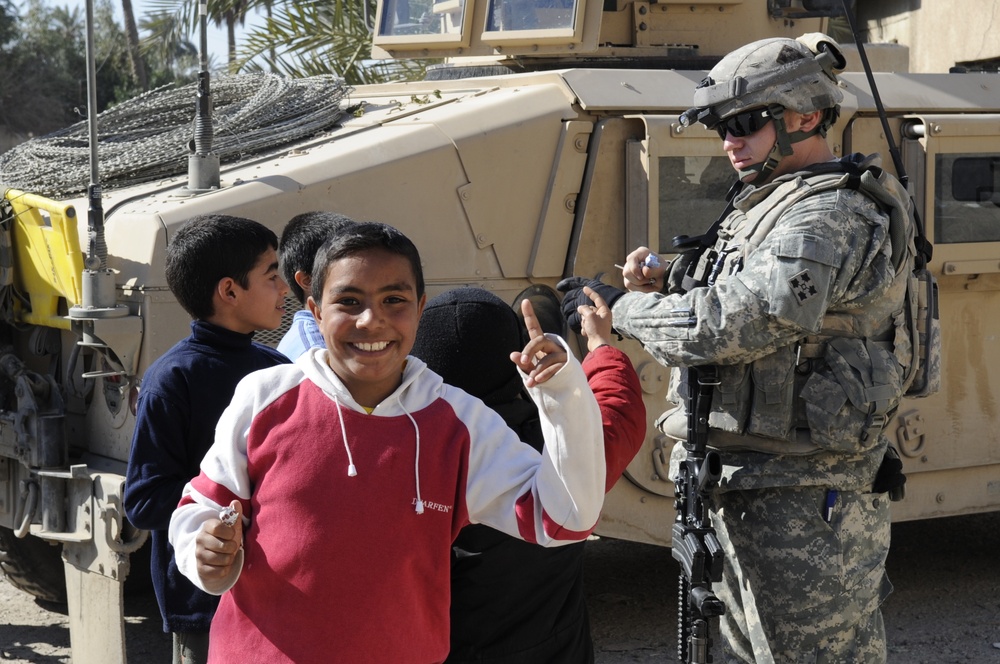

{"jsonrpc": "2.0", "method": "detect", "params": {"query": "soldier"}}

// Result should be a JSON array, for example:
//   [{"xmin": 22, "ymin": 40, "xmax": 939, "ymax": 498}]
[{"xmin": 560, "ymin": 34, "xmax": 915, "ymax": 663}]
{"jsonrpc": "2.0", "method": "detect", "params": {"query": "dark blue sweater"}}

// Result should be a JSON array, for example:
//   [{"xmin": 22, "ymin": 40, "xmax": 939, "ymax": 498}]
[{"xmin": 123, "ymin": 320, "xmax": 288, "ymax": 633}]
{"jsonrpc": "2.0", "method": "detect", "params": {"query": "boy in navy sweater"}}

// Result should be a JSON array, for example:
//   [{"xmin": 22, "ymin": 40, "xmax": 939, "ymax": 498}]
[{"xmin": 124, "ymin": 214, "xmax": 290, "ymax": 664}]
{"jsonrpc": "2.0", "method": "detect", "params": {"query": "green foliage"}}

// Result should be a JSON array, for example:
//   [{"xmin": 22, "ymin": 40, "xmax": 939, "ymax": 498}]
[
  {"xmin": 236, "ymin": 0, "xmax": 430, "ymax": 83},
  {"xmin": 2, "ymin": 0, "xmax": 433, "ymax": 143},
  {"xmin": 141, "ymin": 0, "xmax": 432, "ymax": 83},
  {"xmin": 0, "ymin": 0, "xmax": 18, "ymax": 47},
  {"xmin": 145, "ymin": 0, "xmax": 255, "ymax": 69},
  {"xmin": 138, "ymin": 10, "xmax": 204, "ymax": 83},
  {"xmin": 0, "ymin": 0, "xmax": 131, "ymax": 136}
]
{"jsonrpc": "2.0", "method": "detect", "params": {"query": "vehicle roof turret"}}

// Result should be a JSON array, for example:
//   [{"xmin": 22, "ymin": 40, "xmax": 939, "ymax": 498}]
[{"xmin": 371, "ymin": 0, "xmax": 843, "ymax": 74}]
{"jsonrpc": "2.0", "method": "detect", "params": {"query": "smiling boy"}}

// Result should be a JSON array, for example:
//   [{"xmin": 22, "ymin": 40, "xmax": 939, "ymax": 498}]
[
  {"xmin": 124, "ymin": 215, "xmax": 290, "ymax": 664},
  {"xmin": 168, "ymin": 221, "xmax": 606, "ymax": 664}
]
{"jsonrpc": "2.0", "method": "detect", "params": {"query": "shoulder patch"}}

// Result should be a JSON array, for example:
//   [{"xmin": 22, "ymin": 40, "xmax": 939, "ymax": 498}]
[{"xmin": 787, "ymin": 269, "xmax": 819, "ymax": 305}]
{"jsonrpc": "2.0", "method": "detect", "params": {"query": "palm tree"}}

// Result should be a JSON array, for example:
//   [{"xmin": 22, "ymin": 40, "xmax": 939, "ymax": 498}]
[
  {"xmin": 121, "ymin": 0, "xmax": 149, "ymax": 90},
  {"xmin": 146, "ymin": 0, "xmax": 251, "ymax": 69},
  {"xmin": 141, "ymin": 0, "xmax": 428, "ymax": 82},
  {"xmin": 237, "ymin": 0, "xmax": 429, "ymax": 83},
  {"xmin": 139, "ymin": 10, "xmax": 202, "ymax": 82},
  {"xmin": 214, "ymin": 0, "xmax": 250, "ymax": 67}
]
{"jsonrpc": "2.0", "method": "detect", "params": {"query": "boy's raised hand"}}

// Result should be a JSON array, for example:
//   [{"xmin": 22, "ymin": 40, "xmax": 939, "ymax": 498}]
[
  {"xmin": 578, "ymin": 286, "xmax": 614, "ymax": 353},
  {"xmin": 511, "ymin": 299, "xmax": 567, "ymax": 388},
  {"xmin": 195, "ymin": 500, "xmax": 244, "ymax": 583}
]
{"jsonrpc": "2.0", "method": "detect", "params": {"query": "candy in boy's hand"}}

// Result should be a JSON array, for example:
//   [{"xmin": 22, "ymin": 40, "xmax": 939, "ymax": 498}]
[{"xmin": 219, "ymin": 505, "xmax": 239, "ymax": 527}]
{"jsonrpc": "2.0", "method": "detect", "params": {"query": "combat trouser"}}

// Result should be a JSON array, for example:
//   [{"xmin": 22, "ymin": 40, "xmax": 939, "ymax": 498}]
[{"xmin": 711, "ymin": 485, "xmax": 892, "ymax": 663}]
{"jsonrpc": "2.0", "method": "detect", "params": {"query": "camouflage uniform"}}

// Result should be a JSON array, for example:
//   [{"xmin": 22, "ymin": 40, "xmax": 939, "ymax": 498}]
[{"xmin": 613, "ymin": 152, "xmax": 914, "ymax": 663}]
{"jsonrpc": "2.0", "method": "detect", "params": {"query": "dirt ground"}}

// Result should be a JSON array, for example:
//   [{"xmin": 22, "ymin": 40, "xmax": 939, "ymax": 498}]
[{"xmin": 2, "ymin": 511, "xmax": 1000, "ymax": 663}]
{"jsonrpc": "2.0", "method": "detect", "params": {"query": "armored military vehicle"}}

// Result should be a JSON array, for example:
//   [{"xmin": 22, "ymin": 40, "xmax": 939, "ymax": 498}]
[{"xmin": 1, "ymin": 0, "xmax": 999, "ymax": 660}]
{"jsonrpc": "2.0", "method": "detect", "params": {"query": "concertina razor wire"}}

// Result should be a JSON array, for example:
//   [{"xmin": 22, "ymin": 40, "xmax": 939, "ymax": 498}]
[{"xmin": 0, "ymin": 73, "xmax": 352, "ymax": 199}]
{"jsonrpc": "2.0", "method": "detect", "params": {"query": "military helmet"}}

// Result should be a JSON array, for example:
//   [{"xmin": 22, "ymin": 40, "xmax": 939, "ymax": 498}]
[
  {"xmin": 683, "ymin": 33, "xmax": 847, "ymax": 131},
  {"xmin": 680, "ymin": 33, "xmax": 847, "ymax": 183}
]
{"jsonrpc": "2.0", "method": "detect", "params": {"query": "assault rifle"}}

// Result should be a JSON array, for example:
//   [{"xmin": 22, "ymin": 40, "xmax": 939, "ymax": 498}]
[
  {"xmin": 668, "ymin": 228, "xmax": 733, "ymax": 664},
  {"xmin": 671, "ymin": 362, "xmax": 725, "ymax": 663}
]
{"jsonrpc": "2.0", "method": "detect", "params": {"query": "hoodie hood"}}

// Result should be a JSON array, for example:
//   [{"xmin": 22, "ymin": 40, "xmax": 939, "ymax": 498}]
[
  {"xmin": 295, "ymin": 346, "xmax": 443, "ymax": 513},
  {"xmin": 296, "ymin": 346, "xmax": 442, "ymax": 416}
]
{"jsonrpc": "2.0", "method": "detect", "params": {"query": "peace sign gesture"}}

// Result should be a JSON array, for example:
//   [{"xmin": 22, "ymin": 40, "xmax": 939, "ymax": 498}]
[{"xmin": 509, "ymin": 299, "xmax": 568, "ymax": 388}]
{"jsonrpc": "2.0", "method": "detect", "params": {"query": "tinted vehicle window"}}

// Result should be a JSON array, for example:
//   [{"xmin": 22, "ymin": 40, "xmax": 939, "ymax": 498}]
[
  {"xmin": 658, "ymin": 156, "xmax": 733, "ymax": 254},
  {"xmin": 935, "ymin": 154, "xmax": 1000, "ymax": 244}
]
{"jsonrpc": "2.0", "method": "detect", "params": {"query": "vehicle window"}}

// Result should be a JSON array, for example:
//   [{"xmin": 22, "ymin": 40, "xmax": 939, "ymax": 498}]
[
  {"xmin": 378, "ymin": 0, "xmax": 466, "ymax": 36},
  {"xmin": 486, "ymin": 0, "xmax": 577, "ymax": 31},
  {"xmin": 934, "ymin": 154, "xmax": 1000, "ymax": 244},
  {"xmin": 658, "ymin": 156, "xmax": 734, "ymax": 254}
]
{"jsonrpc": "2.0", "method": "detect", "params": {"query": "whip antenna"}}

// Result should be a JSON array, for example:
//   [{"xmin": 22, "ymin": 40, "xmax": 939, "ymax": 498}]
[
  {"xmin": 840, "ymin": 0, "xmax": 932, "ymax": 265},
  {"xmin": 69, "ymin": 0, "xmax": 128, "ymax": 320},
  {"xmin": 186, "ymin": 1, "xmax": 220, "ymax": 192}
]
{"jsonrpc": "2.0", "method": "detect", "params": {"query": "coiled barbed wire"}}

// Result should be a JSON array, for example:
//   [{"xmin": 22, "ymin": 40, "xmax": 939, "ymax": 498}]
[{"xmin": 0, "ymin": 73, "xmax": 352, "ymax": 199}]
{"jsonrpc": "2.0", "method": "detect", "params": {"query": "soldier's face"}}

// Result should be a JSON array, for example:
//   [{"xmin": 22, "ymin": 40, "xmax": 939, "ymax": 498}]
[
  {"xmin": 722, "ymin": 118, "xmax": 777, "ymax": 184},
  {"xmin": 721, "ymin": 108, "xmax": 826, "ymax": 184}
]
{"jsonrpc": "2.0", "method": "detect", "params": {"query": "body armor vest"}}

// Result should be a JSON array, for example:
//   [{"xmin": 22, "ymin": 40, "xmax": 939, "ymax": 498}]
[{"xmin": 661, "ymin": 156, "xmax": 931, "ymax": 456}]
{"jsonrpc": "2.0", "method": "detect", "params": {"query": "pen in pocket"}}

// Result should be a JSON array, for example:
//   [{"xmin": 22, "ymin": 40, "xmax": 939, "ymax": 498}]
[{"xmin": 824, "ymin": 489, "xmax": 838, "ymax": 523}]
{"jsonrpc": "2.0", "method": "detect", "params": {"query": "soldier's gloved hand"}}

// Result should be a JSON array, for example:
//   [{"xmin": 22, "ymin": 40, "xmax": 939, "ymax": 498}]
[
  {"xmin": 873, "ymin": 445, "xmax": 906, "ymax": 501},
  {"xmin": 556, "ymin": 277, "xmax": 624, "ymax": 333}
]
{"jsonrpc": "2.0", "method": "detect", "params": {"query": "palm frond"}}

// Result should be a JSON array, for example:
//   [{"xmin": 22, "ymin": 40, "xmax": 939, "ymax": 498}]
[{"xmin": 235, "ymin": 0, "xmax": 431, "ymax": 84}]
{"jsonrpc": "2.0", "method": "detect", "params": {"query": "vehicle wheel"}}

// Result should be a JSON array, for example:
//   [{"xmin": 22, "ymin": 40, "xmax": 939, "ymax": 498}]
[
  {"xmin": 0, "ymin": 525, "xmax": 154, "ymax": 606},
  {"xmin": 0, "ymin": 526, "xmax": 66, "ymax": 604}
]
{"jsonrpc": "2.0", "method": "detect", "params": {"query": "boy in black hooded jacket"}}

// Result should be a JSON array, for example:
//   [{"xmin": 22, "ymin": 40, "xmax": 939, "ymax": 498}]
[{"xmin": 411, "ymin": 286, "xmax": 645, "ymax": 663}]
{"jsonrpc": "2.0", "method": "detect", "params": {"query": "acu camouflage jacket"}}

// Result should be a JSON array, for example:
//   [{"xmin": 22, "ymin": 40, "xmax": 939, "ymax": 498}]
[{"xmin": 613, "ymin": 153, "xmax": 917, "ymax": 491}]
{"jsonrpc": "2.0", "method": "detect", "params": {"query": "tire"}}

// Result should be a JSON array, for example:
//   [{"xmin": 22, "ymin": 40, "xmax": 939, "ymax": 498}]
[
  {"xmin": 0, "ymin": 526, "xmax": 66, "ymax": 604},
  {"xmin": 0, "ymin": 526, "xmax": 153, "ymax": 607}
]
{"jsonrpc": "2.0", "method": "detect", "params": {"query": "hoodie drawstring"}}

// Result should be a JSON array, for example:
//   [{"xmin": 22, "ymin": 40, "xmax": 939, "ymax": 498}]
[
  {"xmin": 331, "ymin": 390, "xmax": 423, "ymax": 515},
  {"xmin": 399, "ymin": 395, "xmax": 424, "ymax": 515},
  {"xmin": 333, "ymin": 395, "xmax": 358, "ymax": 477}
]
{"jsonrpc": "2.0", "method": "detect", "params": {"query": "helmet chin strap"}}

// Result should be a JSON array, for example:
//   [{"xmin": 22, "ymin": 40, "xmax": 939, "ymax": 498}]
[
  {"xmin": 736, "ymin": 105, "xmax": 823, "ymax": 184},
  {"xmin": 736, "ymin": 144, "xmax": 782, "ymax": 182}
]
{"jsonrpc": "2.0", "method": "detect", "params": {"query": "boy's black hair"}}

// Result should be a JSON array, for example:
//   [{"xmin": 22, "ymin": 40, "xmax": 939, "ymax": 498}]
[
  {"xmin": 166, "ymin": 214, "xmax": 279, "ymax": 321},
  {"xmin": 310, "ymin": 222, "xmax": 425, "ymax": 303},
  {"xmin": 279, "ymin": 212, "xmax": 358, "ymax": 305}
]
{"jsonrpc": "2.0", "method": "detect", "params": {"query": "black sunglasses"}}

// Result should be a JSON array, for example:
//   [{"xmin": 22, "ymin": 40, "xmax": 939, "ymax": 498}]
[{"xmin": 714, "ymin": 107, "xmax": 773, "ymax": 140}]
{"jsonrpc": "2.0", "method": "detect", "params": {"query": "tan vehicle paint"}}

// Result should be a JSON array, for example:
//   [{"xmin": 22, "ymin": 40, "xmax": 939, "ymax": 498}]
[{"xmin": 1, "ymin": 1, "xmax": 998, "ymax": 660}]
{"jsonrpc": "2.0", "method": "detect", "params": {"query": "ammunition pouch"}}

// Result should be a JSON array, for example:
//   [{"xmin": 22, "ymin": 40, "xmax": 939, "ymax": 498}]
[
  {"xmin": 660, "ymin": 333, "xmax": 902, "ymax": 456},
  {"xmin": 663, "ymin": 250, "xmax": 700, "ymax": 295},
  {"xmin": 800, "ymin": 337, "xmax": 902, "ymax": 454}
]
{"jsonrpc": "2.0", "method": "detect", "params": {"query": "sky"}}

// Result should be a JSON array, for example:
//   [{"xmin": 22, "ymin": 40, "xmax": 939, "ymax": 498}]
[{"xmin": 63, "ymin": 0, "xmax": 261, "ymax": 63}]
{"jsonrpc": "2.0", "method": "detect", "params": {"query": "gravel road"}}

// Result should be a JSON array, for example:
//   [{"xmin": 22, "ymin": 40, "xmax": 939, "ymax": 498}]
[{"xmin": 2, "ymin": 511, "xmax": 1000, "ymax": 663}]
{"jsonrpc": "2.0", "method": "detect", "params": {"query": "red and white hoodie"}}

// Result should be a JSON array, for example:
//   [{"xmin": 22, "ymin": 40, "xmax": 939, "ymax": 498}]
[{"xmin": 169, "ymin": 336, "xmax": 604, "ymax": 664}]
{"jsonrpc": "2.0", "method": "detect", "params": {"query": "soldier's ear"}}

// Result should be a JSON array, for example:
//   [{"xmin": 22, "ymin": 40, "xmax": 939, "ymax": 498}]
[{"xmin": 793, "ymin": 110, "xmax": 824, "ymax": 133}]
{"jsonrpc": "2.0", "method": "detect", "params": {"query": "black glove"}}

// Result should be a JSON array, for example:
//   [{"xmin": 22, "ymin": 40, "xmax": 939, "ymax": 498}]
[
  {"xmin": 873, "ymin": 445, "xmax": 906, "ymax": 501},
  {"xmin": 556, "ymin": 276, "xmax": 625, "ymax": 333}
]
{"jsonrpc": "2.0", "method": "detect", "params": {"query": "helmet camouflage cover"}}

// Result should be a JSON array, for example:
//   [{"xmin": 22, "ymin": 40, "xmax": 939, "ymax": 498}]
[{"xmin": 685, "ymin": 33, "xmax": 847, "ymax": 129}]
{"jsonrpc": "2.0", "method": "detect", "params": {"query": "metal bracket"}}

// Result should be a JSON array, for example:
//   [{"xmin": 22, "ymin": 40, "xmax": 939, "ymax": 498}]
[
  {"xmin": 32, "ymin": 466, "xmax": 147, "ymax": 581},
  {"xmin": 895, "ymin": 408, "xmax": 927, "ymax": 458}
]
